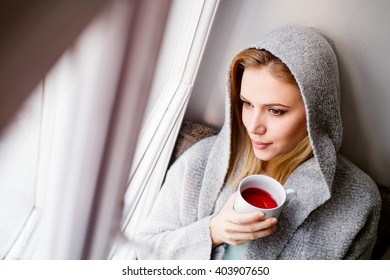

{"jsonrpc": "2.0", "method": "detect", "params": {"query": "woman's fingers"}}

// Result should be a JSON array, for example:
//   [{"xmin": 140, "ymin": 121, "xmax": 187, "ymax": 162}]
[
  {"xmin": 216, "ymin": 216, "xmax": 278, "ymax": 245},
  {"xmin": 227, "ymin": 217, "xmax": 278, "ymax": 233},
  {"xmin": 229, "ymin": 210, "xmax": 265, "ymax": 224},
  {"xmin": 223, "ymin": 224, "xmax": 278, "ymax": 245}
]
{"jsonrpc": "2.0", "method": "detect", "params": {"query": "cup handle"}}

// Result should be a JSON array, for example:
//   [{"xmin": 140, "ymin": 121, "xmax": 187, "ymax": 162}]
[{"xmin": 285, "ymin": 188, "xmax": 296, "ymax": 204}]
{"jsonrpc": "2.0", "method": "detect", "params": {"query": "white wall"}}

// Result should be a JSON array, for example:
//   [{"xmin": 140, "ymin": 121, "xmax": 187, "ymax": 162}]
[{"xmin": 185, "ymin": 0, "xmax": 390, "ymax": 185}]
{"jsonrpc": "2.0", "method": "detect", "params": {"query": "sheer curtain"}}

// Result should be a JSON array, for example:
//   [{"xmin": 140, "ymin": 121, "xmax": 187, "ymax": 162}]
[{"xmin": 0, "ymin": 0, "xmax": 171, "ymax": 259}]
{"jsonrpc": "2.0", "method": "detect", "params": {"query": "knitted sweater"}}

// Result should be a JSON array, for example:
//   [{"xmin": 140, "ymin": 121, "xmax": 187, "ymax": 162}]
[{"xmin": 137, "ymin": 26, "xmax": 381, "ymax": 260}]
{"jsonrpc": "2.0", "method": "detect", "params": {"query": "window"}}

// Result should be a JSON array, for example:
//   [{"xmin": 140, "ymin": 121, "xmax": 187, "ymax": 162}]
[{"xmin": 0, "ymin": 0, "xmax": 219, "ymax": 260}]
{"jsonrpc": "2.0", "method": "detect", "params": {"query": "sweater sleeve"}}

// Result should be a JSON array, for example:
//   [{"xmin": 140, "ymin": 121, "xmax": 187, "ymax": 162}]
[
  {"xmin": 344, "ymin": 189, "xmax": 381, "ymax": 260},
  {"xmin": 136, "ymin": 139, "xmax": 215, "ymax": 260}
]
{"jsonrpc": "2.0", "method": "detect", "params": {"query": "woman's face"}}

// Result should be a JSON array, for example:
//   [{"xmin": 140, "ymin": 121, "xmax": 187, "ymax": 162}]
[{"xmin": 240, "ymin": 67, "xmax": 307, "ymax": 163}]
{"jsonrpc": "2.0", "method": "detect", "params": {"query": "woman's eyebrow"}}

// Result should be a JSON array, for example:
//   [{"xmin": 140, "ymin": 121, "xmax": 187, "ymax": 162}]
[
  {"xmin": 239, "ymin": 95, "xmax": 291, "ymax": 108},
  {"xmin": 239, "ymin": 95, "xmax": 249, "ymax": 101},
  {"xmin": 264, "ymin": 103, "xmax": 291, "ymax": 109}
]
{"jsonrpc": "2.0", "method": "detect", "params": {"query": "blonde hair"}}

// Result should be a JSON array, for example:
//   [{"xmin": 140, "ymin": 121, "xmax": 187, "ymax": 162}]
[{"xmin": 228, "ymin": 48, "xmax": 313, "ymax": 186}]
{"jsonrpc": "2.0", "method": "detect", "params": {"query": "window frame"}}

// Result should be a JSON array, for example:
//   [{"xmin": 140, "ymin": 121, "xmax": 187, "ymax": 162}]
[{"xmin": 109, "ymin": 0, "xmax": 221, "ymax": 260}]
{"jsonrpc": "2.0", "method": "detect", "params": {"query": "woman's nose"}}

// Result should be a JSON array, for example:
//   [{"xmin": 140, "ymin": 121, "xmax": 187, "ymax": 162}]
[{"xmin": 248, "ymin": 112, "xmax": 266, "ymax": 135}]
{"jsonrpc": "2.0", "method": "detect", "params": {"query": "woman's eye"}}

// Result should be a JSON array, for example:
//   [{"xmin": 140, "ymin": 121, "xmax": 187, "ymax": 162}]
[
  {"xmin": 242, "ymin": 101, "xmax": 252, "ymax": 108},
  {"xmin": 269, "ymin": 109, "xmax": 285, "ymax": 115}
]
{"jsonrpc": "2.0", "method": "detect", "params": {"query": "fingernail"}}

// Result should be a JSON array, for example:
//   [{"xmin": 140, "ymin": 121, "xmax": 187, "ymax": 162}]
[
  {"xmin": 271, "ymin": 218, "xmax": 278, "ymax": 224},
  {"xmin": 258, "ymin": 212, "xmax": 265, "ymax": 219}
]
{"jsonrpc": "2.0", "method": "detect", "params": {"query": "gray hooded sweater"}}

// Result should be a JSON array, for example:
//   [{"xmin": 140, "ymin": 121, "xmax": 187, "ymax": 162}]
[{"xmin": 137, "ymin": 26, "xmax": 381, "ymax": 259}]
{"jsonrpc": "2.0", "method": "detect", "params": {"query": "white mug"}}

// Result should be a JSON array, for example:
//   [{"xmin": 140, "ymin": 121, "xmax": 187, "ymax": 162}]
[{"xmin": 234, "ymin": 174, "xmax": 295, "ymax": 219}]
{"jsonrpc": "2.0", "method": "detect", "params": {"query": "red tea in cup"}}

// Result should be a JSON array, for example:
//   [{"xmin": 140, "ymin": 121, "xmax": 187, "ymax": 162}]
[
  {"xmin": 235, "ymin": 175, "xmax": 295, "ymax": 218},
  {"xmin": 241, "ymin": 187, "xmax": 278, "ymax": 209}
]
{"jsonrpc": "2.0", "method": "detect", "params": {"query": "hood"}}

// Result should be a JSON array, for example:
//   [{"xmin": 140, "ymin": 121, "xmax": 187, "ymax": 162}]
[{"xmin": 207, "ymin": 26, "xmax": 342, "ymax": 199}]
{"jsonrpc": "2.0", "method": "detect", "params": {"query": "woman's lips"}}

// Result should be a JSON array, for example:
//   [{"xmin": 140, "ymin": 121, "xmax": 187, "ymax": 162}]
[{"xmin": 252, "ymin": 140, "xmax": 272, "ymax": 150}]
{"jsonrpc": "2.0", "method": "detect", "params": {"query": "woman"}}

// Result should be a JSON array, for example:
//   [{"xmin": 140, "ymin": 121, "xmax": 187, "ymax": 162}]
[{"xmin": 137, "ymin": 26, "xmax": 381, "ymax": 259}]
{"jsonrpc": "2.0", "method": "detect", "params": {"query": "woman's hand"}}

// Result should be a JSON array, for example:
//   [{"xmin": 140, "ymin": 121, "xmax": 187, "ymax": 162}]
[{"xmin": 209, "ymin": 192, "xmax": 278, "ymax": 248}]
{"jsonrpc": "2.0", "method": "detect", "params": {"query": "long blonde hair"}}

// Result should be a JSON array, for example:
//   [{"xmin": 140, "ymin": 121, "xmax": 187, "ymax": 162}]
[{"xmin": 227, "ymin": 48, "xmax": 313, "ymax": 186}]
